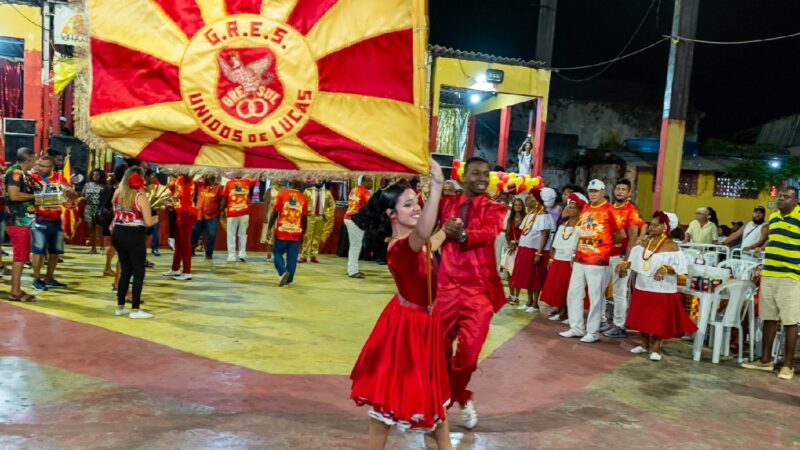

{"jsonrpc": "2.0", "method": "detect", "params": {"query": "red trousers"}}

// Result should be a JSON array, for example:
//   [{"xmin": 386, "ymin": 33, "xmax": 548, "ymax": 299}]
[
  {"xmin": 171, "ymin": 214, "xmax": 196, "ymax": 273},
  {"xmin": 436, "ymin": 289, "xmax": 494, "ymax": 406}
]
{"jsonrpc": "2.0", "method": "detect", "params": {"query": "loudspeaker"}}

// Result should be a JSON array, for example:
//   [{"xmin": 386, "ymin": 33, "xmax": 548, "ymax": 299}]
[{"xmin": 3, "ymin": 134, "xmax": 35, "ymax": 164}]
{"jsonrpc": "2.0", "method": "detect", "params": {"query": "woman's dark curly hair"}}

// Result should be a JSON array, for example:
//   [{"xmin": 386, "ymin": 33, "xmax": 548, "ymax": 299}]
[{"xmin": 351, "ymin": 183, "xmax": 409, "ymax": 237}]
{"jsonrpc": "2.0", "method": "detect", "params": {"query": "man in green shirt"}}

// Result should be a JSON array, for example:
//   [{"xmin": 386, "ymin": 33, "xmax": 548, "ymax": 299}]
[{"xmin": 4, "ymin": 148, "xmax": 37, "ymax": 302}]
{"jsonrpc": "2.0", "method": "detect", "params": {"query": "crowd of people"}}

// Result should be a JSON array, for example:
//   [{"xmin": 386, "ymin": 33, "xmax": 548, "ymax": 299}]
[{"xmin": 2, "ymin": 148, "xmax": 798, "ymax": 448}]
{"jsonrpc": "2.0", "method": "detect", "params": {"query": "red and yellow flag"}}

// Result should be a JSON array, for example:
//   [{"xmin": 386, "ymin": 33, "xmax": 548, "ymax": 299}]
[{"xmin": 87, "ymin": 0, "xmax": 430, "ymax": 174}]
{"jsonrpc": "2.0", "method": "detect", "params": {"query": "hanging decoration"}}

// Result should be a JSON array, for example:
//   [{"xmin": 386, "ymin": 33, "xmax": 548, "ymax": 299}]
[
  {"xmin": 84, "ymin": 0, "xmax": 430, "ymax": 176},
  {"xmin": 451, "ymin": 159, "xmax": 543, "ymax": 199}
]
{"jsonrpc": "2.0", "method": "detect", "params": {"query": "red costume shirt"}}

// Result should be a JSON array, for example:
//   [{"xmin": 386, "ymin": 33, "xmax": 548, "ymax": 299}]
[
  {"xmin": 273, "ymin": 189, "xmax": 308, "ymax": 241},
  {"xmin": 344, "ymin": 185, "xmax": 371, "ymax": 220},
  {"xmin": 437, "ymin": 194, "xmax": 508, "ymax": 312},
  {"xmin": 169, "ymin": 176, "xmax": 197, "ymax": 215},
  {"xmin": 196, "ymin": 183, "xmax": 224, "ymax": 219},
  {"xmin": 223, "ymin": 179, "xmax": 255, "ymax": 217},
  {"xmin": 610, "ymin": 201, "xmax": 645, "ymax": 257},
  {"xmin": 30, "ymin": 172, "xmax": 69, "ymax": 221},
  {"xmin": 575, "ymin": 201, "xmax": 624, "ymax": 266}
]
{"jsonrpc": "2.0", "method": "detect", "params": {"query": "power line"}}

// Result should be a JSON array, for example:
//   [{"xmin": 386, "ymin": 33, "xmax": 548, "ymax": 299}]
[
  {"xmin": 552, "ymin": 37, "xmax": 669, "ymax": 72},
  {"xmin": 665, "ymin": 31, "xmax": 800, "ymax": 45},
  {"xmin": 0, "ymin": 0, "xmax": 49, "ymax": 32},
  {"xmin": 556, "ymin": 0, "xmax": 659, "ymax": 82}
]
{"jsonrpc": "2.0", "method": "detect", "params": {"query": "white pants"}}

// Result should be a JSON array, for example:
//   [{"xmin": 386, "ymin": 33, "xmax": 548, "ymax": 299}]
[
  {"xmin": 345, "ymin": 219, "xmax": 364, "ymax": 276},
  {"xmin": 495, "ymin": 234, "xmax": 507, "ymax": 273},
  {"xmin": 609, "ymin": 255, "xmax": 631, "ymax": 327},
  {"xmin": 566, "ymin": 262, "xmax": 611, "ymax": 338},
  {"xmin": 227, "ymin": 215, "xmax": 249, "ymax": 257}
]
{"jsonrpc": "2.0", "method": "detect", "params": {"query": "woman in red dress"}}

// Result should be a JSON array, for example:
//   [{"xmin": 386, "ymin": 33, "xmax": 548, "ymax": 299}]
[
  {"xmin": 510, "ymin": 189, "xmax": 555, "ymax": 313},
  {"xmin": 541, "ymin": 193, "xmax": 587, "ymax": 321},
  {"xmin": 350, "ymin": 160, "xmax": 452, "ymax": 450},
  {"xmin": 616, "ymin": 211, "xmax": 697, "ymax": 361},
  {"xmin": 503, "ymin": 197, "xmax": 526, "ymax": 304}
]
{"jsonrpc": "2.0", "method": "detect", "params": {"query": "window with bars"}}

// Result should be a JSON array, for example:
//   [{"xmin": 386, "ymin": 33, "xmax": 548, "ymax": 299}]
[
  {"xmin": 714, "ymin": 174, "xmax": 759, "ymax": 199},
  {"xmin": 653, "ymin": 171, "xmax": 699, "ymax": 195}
]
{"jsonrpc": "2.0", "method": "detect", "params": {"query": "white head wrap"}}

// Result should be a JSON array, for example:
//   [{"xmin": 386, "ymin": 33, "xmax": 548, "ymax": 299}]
[
  {"xmin": 666, "ymin": 212, "xmax": 679, "ymax": 233},
  {"xmin": 540, "ymin": 187, "xmax": 557, "ymax": 208}
]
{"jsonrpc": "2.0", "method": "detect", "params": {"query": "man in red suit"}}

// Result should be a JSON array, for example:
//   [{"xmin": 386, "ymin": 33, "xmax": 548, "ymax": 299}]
[{"xmin": 436, "ymin": 157, "xmax": 508, "ymax": 429}]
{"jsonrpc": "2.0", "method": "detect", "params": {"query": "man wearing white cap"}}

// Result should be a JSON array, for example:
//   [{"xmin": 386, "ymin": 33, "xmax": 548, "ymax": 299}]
[
  {"xmin": 684, "ymin": 207, "xmax": 717, "ymax": 244},
  {"xmin": 560, "ymin": 179, "xmax": 626, "ymax": 343}
]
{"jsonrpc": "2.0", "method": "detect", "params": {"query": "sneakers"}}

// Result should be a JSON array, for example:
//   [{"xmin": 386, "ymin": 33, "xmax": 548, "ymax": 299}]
[
  {"xmin": 580, "ymin": 334, "xmax": 600, "ymax": 343},
  {"xmin": 460, "ymin": 400, "xmax": 479, "ymax": 430},
  {"xmin": 151, "ymin": 249, "xmax": 161, "ymax": 256},
  {"xmin": 598, "ymin": 322, "xmax": 612, "ymax": 333},
  {"xmin": 114, "ymin": 307, "xmax": 131, "ymax": 316},
  {"xmin": 129, "ymin": 311, "xmax": 154, "ymax": 319},
  {"xmin": 45, "ymin": 279, "xmax": 67, "ymax": 289},
  {"xmin": 778, "ymin": 367, "xmax": 794, "ymax": 380},
  {"xmin": 603, "ymin": 326, "xmax": 627, "ymax": 338},
  {"xmin": 278, "ymin": 272, "xmax": 290, "ymax": 287},
  {"xmin": 227, "ymin": 254, "xmax": 237, "ymax": 262},
  {"xmin": 741, "ymin": 360, "xmax": 775, "ymax": 372},
  {"xmin": 298, "ymin": 257, "xmax": 308, "ymax": 264},
  {"xmin": 310, "ymin": 257, "xmax": 319, "ymax": 263},
  {"xmin": 32, "ymin": 279, "xmax": 48, "ymax": 291},
  {"xmin": 525, "ymin": 306, "xmax": 539, "ymax": 313},
  {"xmin": 630, "ymin": 346, "xmax": 649, "ymax": 354},
  {"xmin": 559, "ymin": 330, "xmax": 584, "ymax": 338},
  {"xmin": 516, "ymin": 304, "xmax": 528, "ymax": 310},
  {"xmin": 561, "ymin": 318, "xmax": 571, "ymax": 324},
  {"xmin": 548, "ymin": 314, "xmax": 562, "ymax": 321},
  {"xmin": 162, "ymin": 270, "xmax": 181, "ymax": 277},
  {"xmin": 649, "ymin": 352, "xmax": 663, "ymax": 361},
  {"xmin": 173, "ymin": 273, "xmax": 192, "ymax": 281}
]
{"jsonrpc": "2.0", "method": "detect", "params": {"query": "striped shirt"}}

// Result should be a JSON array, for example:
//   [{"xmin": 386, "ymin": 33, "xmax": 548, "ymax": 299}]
[{"xmin": 762, "ymin": 205, "xmax": 800, "ymax": 281}]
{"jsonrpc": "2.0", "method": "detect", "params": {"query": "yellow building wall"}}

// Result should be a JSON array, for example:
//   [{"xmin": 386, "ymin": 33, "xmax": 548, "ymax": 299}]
[
  {"xmin": 637, "ymin": 170, "xmax": 774, "ymax": 226},
  {"xmin": 0, "ymin": 4, "xmax": 42, "ymax": 51},
  {"xmin": 431, "ymin": 57, "xmax": 551, "ymax": 116}
]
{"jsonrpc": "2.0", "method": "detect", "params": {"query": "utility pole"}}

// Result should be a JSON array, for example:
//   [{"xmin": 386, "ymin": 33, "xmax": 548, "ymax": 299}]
[
  {"xmin": 533, "ymin": 0, "xmax": 557, "ymax": 176},
  {"xmin": 653, "ymin": 0, "xmax": 700, "ymax": 212}
]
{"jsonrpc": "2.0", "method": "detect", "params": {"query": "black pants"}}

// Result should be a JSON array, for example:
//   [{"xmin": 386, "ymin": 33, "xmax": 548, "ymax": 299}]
[
  {"xmin": 112, "ymin": 225, "xmax": 147, "ymax": 309},
  {"xmin": 168, "ymin": 209, "xmax": 177, "ymax": 239}
]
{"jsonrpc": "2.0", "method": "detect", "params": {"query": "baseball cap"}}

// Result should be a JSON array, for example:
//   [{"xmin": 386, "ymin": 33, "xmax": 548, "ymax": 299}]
[
  {"xmin": 696, "ymin": 207, "xmax": 710, "ymax": 216},
  {"xmin": 754, "ymin": 206, "xmax": 766, "ymax": 213},
  {"xmin": 587, "ymin": 179, "xmax": 605, "ymax": 191}
]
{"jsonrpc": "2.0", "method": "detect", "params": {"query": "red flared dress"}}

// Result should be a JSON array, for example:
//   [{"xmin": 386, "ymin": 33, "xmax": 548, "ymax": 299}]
[
  {"xmin": 509, "ymin": 211, "xmax": 554, "ymax": 291},
  {"xmin": 350, "ymin": 237, "xmax": 450, "ymax": 432}
]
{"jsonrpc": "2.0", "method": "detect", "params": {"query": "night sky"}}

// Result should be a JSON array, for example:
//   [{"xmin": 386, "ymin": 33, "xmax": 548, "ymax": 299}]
[{"xmin": 429, "ymin": 0, "xmax": 800, "ymax": 140}]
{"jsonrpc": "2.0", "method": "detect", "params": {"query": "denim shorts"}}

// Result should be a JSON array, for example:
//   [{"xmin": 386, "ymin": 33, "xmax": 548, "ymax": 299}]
[{"xmin": 31, "ymin": 219, "xmax": 65, "ymax": 255}]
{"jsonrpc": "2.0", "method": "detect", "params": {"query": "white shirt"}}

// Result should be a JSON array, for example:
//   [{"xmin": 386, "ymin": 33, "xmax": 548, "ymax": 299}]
[
  {"xmin": 741, "ymin": 221, "xmax": 765, "ymax": 249},
  {"xmin": 518, "ymin": 152, "xmax": 532, "ymax": 176},
  {"xmin": 518, "ymin": 211, "xmax": 555, "ymax": 250},
  {"xmin": 628, "ymin": 246, "xmax": 688, "ymax": 294},
  {"xmin": 552, "ymin": 224, "xmax": 580, "ymax": 261}
]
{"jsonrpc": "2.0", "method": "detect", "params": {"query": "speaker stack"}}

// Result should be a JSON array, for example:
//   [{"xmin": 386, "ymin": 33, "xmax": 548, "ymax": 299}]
[{"xmin": 3, "ymin": 118, "xmax": 36, "ymax": 163}]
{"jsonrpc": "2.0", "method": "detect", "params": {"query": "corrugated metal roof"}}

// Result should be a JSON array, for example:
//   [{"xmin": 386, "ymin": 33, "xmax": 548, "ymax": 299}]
[
  {"xmin": 757, "ymin": 114, "xmax": 800, "ymax": 147},
  {"xmin": 616, "ymin": 152, "xmax": 747, "ymax": 172},
  {"xmin": 429, "ymin": 45, "xmax": 545, "ymax": 68}
]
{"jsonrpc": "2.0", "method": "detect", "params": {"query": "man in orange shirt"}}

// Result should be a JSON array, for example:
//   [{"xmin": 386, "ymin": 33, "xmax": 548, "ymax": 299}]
[
  {"xmin": 29, "ymin": 155, "xmax": 78, "ymax": 291},
  {"xmin": 221, "ymin": 174, "xmax": 256, "ymax": 262},
  {"xmin": 192, "ymin": 174, "xmax": 224, "ymax": 260},
  {"xmin": 560, "ymin": 179, "xmax": 626, "ymax": 343},
  {"xmin": 344, "ymin": 177, "xmax": 373, "ymax": 278},
  {"xmin": 604, "ymin": 178, "xmax": 647, "ymax": 338},
  {"xmin": 267, "ymin": 180, "xmax": 308, "ymax": 287},
  {"xmin": 163, "ymin": 173, "xmax": 197, "ymax": 281}
]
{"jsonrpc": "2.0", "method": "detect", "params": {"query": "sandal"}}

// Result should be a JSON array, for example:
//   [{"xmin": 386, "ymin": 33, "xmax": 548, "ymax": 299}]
[{"xmin": 9, "ymin": 291, "xmax": 37, "ymax": 302}]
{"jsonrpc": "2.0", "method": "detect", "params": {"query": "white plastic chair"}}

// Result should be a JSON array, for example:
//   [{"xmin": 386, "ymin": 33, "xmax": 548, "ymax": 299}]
[
  {"xmin": 717, "ymin": 259, "xmax": 759, "ymax": 281},
  {"xmin": 707, "ymin": 280, "xmax": 757, "ymax": 364},
  {"xmin": 771, "ymin": 324, "xmax": 800, "ymax": 364},
  {"xmin": 679, "ymin": 243, "xmax": 730, "ymax": 267}
]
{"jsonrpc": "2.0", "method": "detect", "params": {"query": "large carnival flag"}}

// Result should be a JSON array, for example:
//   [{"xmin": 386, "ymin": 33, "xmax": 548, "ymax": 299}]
[{"xmin": 87, "ymin": 0, "xmax": 429, "ymax": 174}]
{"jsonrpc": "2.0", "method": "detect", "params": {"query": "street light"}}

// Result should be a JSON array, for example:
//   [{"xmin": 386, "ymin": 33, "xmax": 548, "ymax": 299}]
[{"xmin": 470, "ymin": 94, "xmax": 481, "ymax": 104}]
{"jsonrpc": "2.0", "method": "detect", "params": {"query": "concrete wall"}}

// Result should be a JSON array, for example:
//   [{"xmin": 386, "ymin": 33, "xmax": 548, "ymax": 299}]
[
  {"xmin": 547, "ymin": 98, "xmax": 700, "ymax": 150},
  {"xmin": 0, "ymin": 3, "xmax": 44, "ymax": 152}
]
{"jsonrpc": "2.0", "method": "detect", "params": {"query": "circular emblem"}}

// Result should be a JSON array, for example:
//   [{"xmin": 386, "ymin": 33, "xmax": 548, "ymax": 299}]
[{"xmin": 180, "ymin": 15, "xmax": 318, "ymax": 146}]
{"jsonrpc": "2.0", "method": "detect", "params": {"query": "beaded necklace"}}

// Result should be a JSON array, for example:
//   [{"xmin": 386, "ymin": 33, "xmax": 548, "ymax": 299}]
[
  {"xmin": 561, "ymin": 217, "xmax": 580, "ymax": 240},
  {"xmin": 522, "ymin": 207, "xmax": 544, "ymax": 235},
  {"xmin": 641, "ymin": 234, "xmax": 668, "ymax": 271}
]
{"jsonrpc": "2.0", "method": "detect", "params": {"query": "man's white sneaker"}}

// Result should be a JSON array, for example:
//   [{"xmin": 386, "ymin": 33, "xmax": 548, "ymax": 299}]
[
  {"xmin": 461, "ymin": 400, "xmax": 478, "ymax": 430},
  {"xmin": 548, "ymin": 314, "xmax": 562, "ymax": 321},
  {"xmin": 114, "ymin": 308, "xmax": 130, "ymax": 316},
  {"xmin": 227, "ymin": 254, "xmax": 236, "ymax": 262},
  {"xmin": 525, "ymin": 306, "xmax": 539, "ymax": 313},
  {"xmin": 173, "ymin": 273, "xmax": 192, "ymax": 281},
  {"xmin": 162, "ymin": 270, "xmax": 181, "ymax": 276},
  {"xmin": 559, "ymin": 330, "xmax": 584, "ymax": 338},
  {"xmin": 129, "ymin": 311, "xmax": 153, "ymax": 319},
  {"xmin": 580, "ymin": 334, "xmax": 599, "ymax": 343},
  {"xmin": 561, "ymin": 318, "xmax": 570, "ymax": 324},
  {"xmin": 238, "ymin": 254, "xmax": 247, "ymax": 262},
  {"xmin": 516, "ymin": 304, "xmax": 528, "ymax": 310},
  {"xmin": 630, "ymin": 346, "xmax": 649, "ymax": 354},
  {"xmin": 649, "ymin": 352, "xmax": 663, "ymax": 361}
]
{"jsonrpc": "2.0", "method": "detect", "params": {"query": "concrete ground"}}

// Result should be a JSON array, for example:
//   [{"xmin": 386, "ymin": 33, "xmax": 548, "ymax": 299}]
[{"xmin": 0, "ymin": 248, "xmax": 798, "ymax": 449}]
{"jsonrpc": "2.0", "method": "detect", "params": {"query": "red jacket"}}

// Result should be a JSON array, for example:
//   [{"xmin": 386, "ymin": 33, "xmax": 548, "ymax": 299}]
[{"xmin": 437, "ymin": 193, "xmax": 508, "ymax": 312}]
